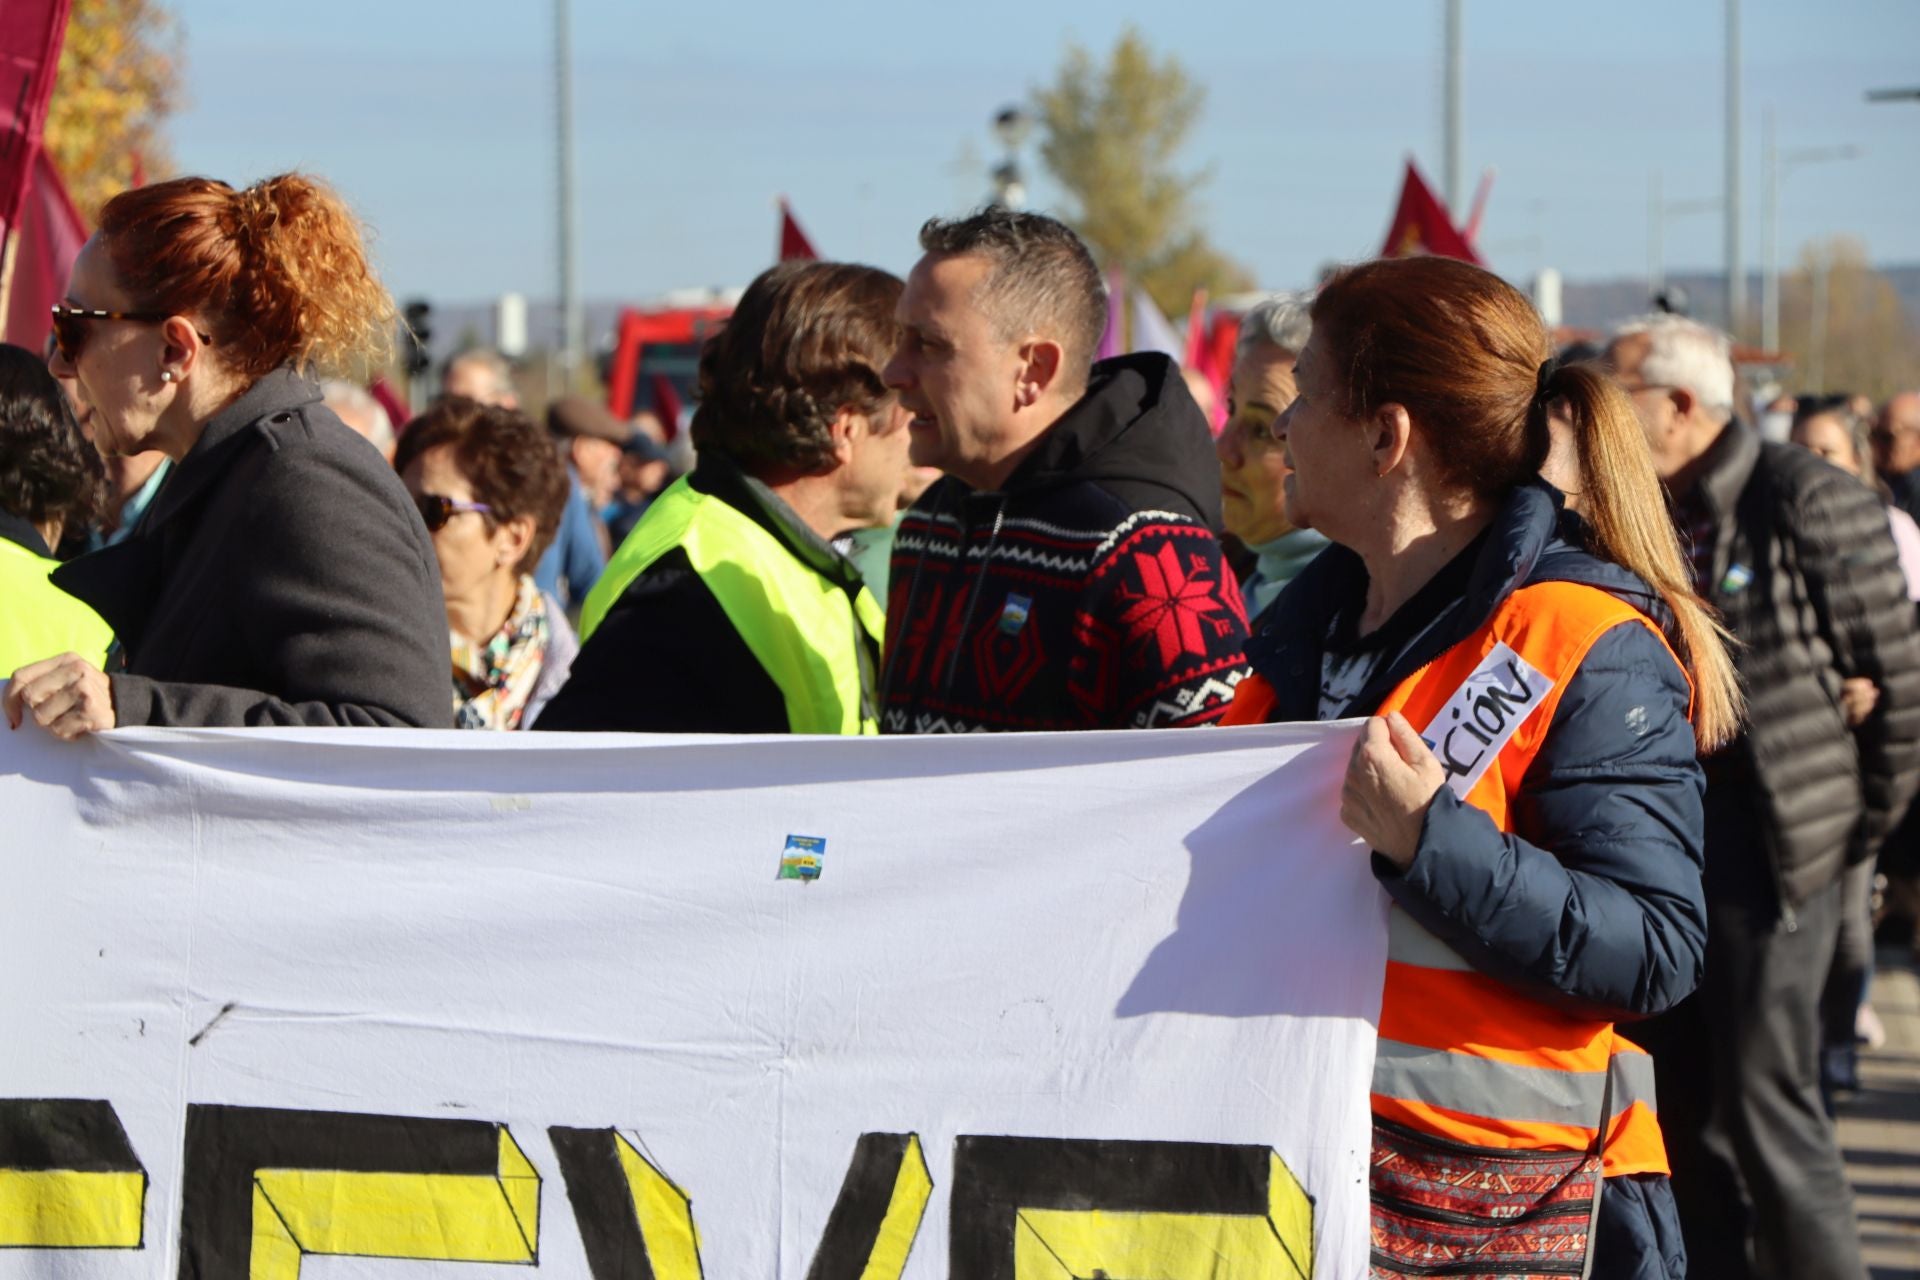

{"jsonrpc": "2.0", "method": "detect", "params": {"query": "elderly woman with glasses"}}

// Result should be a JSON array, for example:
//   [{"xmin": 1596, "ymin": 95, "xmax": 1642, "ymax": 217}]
[
  {"xmin": 3, "ymin": 172, "xmax": 446, "ymax": 737},
  {"xmin": 393, "ymin": 398, "xmax": 577, "ymax": 730},
  {"xmin": 1215, "ymin": 293, "xmax": 1327, "ymax": 626}
]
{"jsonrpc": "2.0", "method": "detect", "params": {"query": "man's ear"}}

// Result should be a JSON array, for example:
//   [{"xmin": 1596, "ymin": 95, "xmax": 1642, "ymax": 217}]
[
  {"xmin": 1370, "ymin": 401, "xmax": 1414, "ymax": 477},
  {"xmin": 1668, "ymin": 386, "xmax": 1698, "ymax": 423},
  {"xmin": 1014, "ymin": 338, "xmax": 1065, "ymax": 409},
  {"xmin": 827, "ymin": 406, "xmax": 861, "ymax": 467}
]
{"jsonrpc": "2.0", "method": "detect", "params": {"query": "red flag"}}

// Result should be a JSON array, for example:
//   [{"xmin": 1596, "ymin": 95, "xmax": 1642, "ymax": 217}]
[
  {"xmin": 368, "ymin": 376, "xmax": 413, "ymax": 436},
  {"xmin": 1183, "ymin": 289, "xmax": 1209, "ymax": 368},
  {"xmin": 649, "ymin": 373, "xmax": 683, "ymax": 442},
  {"xmin": 777, "ymin": 197, "xmax": 818, "ymax": 262},
  {"xmin": 3, "ymin": 149, "xmax": 85, "ymax": 350},
  {"xmin": 0, "ymin": 0, "xmax": 69, "ymax": 237},
  {"xmin": 129, "ymin": 150, "xmax": 146, "ymax": 189},
  {"xmin": 1380, "ymin": 160, "xmax": 1482, "ymax": 265}
]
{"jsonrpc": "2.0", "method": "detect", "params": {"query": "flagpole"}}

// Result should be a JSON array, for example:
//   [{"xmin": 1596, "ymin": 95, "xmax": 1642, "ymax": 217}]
[{"xmin": 1724, "ymin": 0, "xmax": 1744, "ymax": 334}]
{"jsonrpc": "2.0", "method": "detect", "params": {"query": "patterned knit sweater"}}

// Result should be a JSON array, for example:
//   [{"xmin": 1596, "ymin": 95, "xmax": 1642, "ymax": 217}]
[{"xmin": 879, "ymin": 353, "xmax": 1251, "ymax": 733}]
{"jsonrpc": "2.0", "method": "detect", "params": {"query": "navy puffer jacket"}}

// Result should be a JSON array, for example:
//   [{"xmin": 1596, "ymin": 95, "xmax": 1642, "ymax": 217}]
[{"xmin": 1246, "ymin": 481, "xmax": 1708, "ymax": 1021}]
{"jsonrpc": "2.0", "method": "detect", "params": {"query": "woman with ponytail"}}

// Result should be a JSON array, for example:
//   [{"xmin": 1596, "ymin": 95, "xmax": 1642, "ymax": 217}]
[
  {"xmin": 1223, "ymin": 255, "xmax": 1739, "ymax": 1279},
  {"xmin": 4, "ymin": 173, "xmax": 447, "ymax": 734}
]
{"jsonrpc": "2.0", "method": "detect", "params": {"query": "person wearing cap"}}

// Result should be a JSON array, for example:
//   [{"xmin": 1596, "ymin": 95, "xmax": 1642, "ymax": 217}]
[
  {"xmin": 602, "ymin": 413, "xmax": 673, "ymax": 547},
  {"xmin": 535, "ymin": 393, "xmax": 629, "ymax": 608},
  {"xmin": 534, "ymin": 261, "xmax": 907, "ymax": 735}
]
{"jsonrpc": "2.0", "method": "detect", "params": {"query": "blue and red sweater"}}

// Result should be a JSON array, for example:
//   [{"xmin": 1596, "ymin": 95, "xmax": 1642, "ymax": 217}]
[{"xmin": 879, "ymin": 353, "xmax": 1251, "ymax": 733}]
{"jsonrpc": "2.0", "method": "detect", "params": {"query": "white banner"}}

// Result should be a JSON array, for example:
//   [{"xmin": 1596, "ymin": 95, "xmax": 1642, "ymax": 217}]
[{"xmin": 0, "ymin": 720, "xmax": 1384, "ymax": 1279}]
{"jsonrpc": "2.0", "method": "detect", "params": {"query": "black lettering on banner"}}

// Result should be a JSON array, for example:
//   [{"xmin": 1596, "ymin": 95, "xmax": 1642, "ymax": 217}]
[
  {"xmin": 549, "ymin": 1127, "xmax": 930, "ymax": 1280},
  {"xmin": 948, "ymin": 1136, "xmax": 1313, "ymax": 1279},
  {"xmin": 0, "ymin": 1099, "xmax": 146, "ymax": 1249},
  {"xmin": 805, "ymin": 1133, "xmax": 931, "ymax": 1280},
  {"xmin": 547, "ymin": 1127, "xmax": 698, "ymax": 1280},
  {"xmin": 178, "ymin": 1104, "xmax": 539, "ymax": 1280}
]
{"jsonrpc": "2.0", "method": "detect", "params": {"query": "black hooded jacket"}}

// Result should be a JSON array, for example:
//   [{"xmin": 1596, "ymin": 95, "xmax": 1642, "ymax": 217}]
[{"xmin": 880, "ymin": 352, "xmax": 1250, "ymax": 733}]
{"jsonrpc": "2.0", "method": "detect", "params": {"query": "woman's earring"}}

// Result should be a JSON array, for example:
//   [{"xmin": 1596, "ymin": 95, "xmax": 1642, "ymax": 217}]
[{"xmin": 160, "ymin": 370, "xmax": 175, "ymax": 383}]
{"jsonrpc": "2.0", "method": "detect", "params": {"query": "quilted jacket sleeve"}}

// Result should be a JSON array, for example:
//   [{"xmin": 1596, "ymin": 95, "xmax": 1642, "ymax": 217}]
[
  {"xmin": 1376, "ymin": 620, "xmax": 1709, "ymax": 1020},
  {"xmin": 1789, "ymin": 468, "xmax": 1920, "ymax": 856}
]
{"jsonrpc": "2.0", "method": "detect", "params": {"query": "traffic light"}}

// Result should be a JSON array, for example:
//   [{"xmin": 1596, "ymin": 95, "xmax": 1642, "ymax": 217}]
[{"xmin": 401, "ymin": 299, "xmax": 433, "ymax": 376}]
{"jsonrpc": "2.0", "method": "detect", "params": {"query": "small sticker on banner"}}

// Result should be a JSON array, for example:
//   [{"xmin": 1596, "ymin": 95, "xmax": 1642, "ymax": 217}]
[
  {"xmin": 998, "ymin": 593, "xmax": 1033, "ymax": 635},
  {"xmin": 778, "ymin": 834, "xmax": 826, "ymax": 882}
]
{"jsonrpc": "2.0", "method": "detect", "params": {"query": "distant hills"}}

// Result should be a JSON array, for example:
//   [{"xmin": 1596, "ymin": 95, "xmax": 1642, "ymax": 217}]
[
  {"xmin": 419, "ymin": 264, "xmax": 1920, "ymax": 368},
  {"xmin": 1556, "ymin": 264, "xmax": 1920, "ymax": 337}
]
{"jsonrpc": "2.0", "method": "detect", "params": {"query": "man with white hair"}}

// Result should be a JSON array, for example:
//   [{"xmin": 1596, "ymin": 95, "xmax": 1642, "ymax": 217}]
[{"xmin": 1608, "ymin": 314, "xmax": 1920, "ymax": 1280}]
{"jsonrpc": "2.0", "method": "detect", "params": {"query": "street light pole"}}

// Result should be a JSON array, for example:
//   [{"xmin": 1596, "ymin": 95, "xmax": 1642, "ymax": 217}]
[
  {"xmin": 1646, "ymin": 170, "xmax": 1721, "ymax": 307},
  {"xmin": 1443, "ymin": 0, "xmax": 1464, "ymax": 213},
  {"xmin": 1724, "ymin": 0, "xmax": 1744, "ymax": 334},
  {"xmin": 1760, "ymin": 120, "xmax": 1859, "ymax": 358},
  {"xmin": 555, "ymin": 0, "xmax": 582, "ymax": 385}
]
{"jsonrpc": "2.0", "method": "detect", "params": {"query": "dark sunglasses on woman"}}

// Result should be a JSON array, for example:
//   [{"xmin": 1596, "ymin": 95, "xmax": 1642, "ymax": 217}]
[
  {"xmin": 413, "ymin": 493, "xmax": 492, "ymax": 531},
  {"xmin": 50, "ymin": 303, "xmax": 213, "ymax": 364}
]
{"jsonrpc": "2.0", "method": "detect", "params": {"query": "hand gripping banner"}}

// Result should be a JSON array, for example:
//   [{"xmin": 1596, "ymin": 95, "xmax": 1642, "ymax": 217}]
[{"xmin": 0, "ymin": 720, "xmax": 1384, "ymax": 1277}]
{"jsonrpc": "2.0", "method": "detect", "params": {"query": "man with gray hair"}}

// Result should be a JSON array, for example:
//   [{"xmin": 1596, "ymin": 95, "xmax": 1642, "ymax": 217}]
[
  {"xmin": 1609, "ymin": 314, "xmax": 1920, "ymax": 1279},
  {"xmin": 441, "ymin": 347, "xmax": 519, "ymax": 410},
  {"xmin": 878, "ymin": 207, "xmax": 1249, "ymax": 732}
]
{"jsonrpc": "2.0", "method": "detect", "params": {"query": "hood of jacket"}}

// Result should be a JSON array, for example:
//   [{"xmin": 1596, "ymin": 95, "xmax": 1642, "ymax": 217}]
[{"xmin": 996, "ymin": 351, "xmax": 1223, "ymax": 527}]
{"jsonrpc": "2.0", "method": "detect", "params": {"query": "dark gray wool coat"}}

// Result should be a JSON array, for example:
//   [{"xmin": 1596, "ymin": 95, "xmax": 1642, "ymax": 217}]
[
  {"xmin": 1688, "ymin": 423, "xmax": 1920, "ymax": 907},
  {"xmin": 53, "ymin": 368, "xmax": 449, "ymax": 728}
]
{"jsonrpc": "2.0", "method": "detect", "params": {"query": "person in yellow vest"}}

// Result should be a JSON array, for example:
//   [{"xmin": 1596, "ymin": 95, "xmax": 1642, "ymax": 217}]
[
  {"xmin": 534, "ymin": 261, "xmax": 909, "ymax": 734},
  {"xmin": 0, "ymin": 343, "xmax": 113, "ymax": 677},
  {"xmin": 1223, "ymin": 257, "xmax": 1742, "ymax": 1280}
]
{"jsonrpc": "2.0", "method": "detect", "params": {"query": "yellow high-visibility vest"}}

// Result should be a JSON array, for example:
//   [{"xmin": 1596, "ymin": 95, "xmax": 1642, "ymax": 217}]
[{"xmin": 579, "ymin": 476, "xmax": 884, "ymax": 735}]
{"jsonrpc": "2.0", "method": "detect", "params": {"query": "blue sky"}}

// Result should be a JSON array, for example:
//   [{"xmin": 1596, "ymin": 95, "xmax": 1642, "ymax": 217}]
[{"xmin": 166, "ymin": 0, "xmax": 1920, "ymax": 314}]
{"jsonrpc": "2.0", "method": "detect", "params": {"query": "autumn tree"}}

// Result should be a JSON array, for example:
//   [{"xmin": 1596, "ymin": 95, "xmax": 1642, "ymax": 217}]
[
  {"xmin": 44, "ymin": 0, "xmax": 181, "ymax": 224},
  {"xmin": 1033, "ymin": 27, "xmax": 1251, "ymax": 319},
  {"xmin": 1777, "ymin": 237, "xmax": 1920, "ymax": 401}
]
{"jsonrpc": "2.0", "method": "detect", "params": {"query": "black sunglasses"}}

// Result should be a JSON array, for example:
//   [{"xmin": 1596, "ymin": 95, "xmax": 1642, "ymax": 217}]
[
  {"xmin": 50, "ymin": 303, "xmax": 213, "ymax": 364},
  {"xmin": 413, "ymin": 492, "xmax": 493, "ymax": 531}
]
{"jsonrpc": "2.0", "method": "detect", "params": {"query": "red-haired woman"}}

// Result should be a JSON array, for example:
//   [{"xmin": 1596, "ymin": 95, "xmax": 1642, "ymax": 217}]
[
  {"xmin": 4, "ymin": 174, "xmax": 446, "ymax": 735},
  {"xmin": 1225, "ymin": 256, "xmax": 1741, "ymax": 1279}
]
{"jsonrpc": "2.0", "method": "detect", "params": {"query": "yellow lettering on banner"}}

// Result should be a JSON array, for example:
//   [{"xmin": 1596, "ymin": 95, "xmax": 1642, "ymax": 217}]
[
  {"xmin": 856, "ymin": 1133, "xmax": 931, "ymax": 1280},
  {"xmin": 1008, "ymin": 1151, "xmax": 1312, "ymax": 1280},
  {"xmin": 0, "ymin": 1169, "xmax": 145, "ymax": 1248},
  {"xmin": 246, "ymin": 1127, "xmax": 539, "ymax": 1279},
  {"xmin": 612, "ymin": 1131, "xmax": 703, "ymax": 1280}
]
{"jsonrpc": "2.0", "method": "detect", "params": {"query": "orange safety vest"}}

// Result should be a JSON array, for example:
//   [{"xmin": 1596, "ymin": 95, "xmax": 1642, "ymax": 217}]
[{"xmin": 1226, "ymin": 579, "xmax": 1687, "ymax": 1177}]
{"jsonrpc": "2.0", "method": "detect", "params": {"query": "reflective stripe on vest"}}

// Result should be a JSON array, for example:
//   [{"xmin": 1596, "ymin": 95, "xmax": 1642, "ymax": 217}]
[
  {"xmin": 579, "ymin": 476, "xmax": 885, "ymax": 735},
  {"xmin": 1369, "ymin": 580, "xmax": 1689, "ymax": 1178}
]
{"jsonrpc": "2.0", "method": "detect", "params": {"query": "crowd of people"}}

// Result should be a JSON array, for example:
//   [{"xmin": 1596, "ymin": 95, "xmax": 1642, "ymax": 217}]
[{"xmin": 2, "ymin": 168, "xmax": 1918, "ymax": 1280}]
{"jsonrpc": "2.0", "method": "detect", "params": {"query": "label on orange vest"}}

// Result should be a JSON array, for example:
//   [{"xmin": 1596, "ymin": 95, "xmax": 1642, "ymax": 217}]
[{"xmin": 1416, "ymin": 641, "xmax": 1556, "ymax": 799}]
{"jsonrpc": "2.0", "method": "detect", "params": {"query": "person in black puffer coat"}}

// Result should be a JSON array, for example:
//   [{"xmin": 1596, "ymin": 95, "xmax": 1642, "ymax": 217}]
[{"xmin": 1610, "ymin": 313, "xmax": 1920, "ymax": 1280}]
